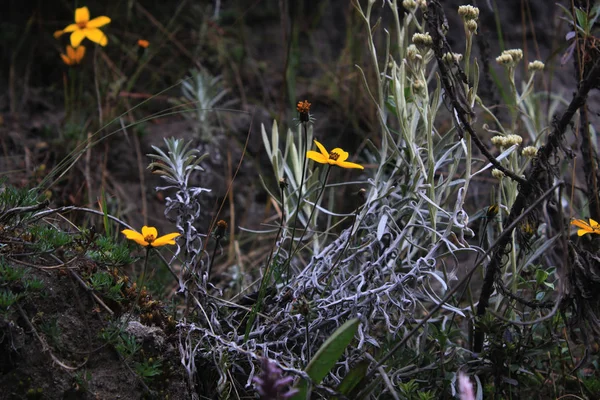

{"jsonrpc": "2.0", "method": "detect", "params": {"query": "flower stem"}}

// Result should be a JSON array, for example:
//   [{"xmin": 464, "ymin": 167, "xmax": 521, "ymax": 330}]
[
  {"xmin": 133, "ymin": 246, "xmax": 151, "ymax": 311},
  {"xmin": 243, "ymin": 183, "xmax": 287, "ymax": 342},
  {"xmin": 207, "ymin": 237, "xmax": 221, "ymax": 284},
  {"xmin": 285, "ymin": 122, "xmax": 309, "ymax": 278},
  {"xmin": 290, "ymin": 165, "xmax": 332, "ymax": 260}
]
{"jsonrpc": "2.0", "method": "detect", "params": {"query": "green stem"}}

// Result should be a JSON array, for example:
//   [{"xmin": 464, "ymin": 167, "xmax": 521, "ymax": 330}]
[
  {"xmin": 243, "ymin": 183, "xmax": 287, "ymax": 342},
  {"xmin": 464, "ymin": 30, "xmax": 473, "ymax": 84},
  {"xmin": 133, "ymin": 247, "xmax": 151, "ymax": 311},
  {"xmin": 290, "ymin": 165, "xmax": 332, "ymax": 259},
  {"xmin": 207, "ymin": 237, "xmax": 221, "ymax": 284},
  {"xmin": 285, "ymin": 122, "xmax": 309, "ymax": 280}
]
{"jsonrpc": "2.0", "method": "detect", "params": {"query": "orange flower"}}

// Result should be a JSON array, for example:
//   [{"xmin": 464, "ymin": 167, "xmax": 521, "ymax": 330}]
[
  {"xmin": 60, "ymin": 45, "xmax": 86, "ymax": 66},
  {"xmin": 297, "ymin": 100, "xmax": 311, "ymax": 123},
  {"xmin": 122, "ymin": 226, "xmax": 180, "ymax": 247},
  {"xmin": 571, "ymin": 218, "xmax": 600, "ymax": 236},
  {"xmin": 62, "ymin": 6, "xmax": 111, "ymax": 47},
  {"xmin": 137, "ymin": 39, "xmax": 150, "ymax": 48},
  {"xmin": 297, "ymin": 100, "xmax": 311, "ymax": 114}
]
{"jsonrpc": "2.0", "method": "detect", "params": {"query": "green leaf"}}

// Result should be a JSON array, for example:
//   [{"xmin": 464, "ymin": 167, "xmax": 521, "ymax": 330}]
[
  {"xmin": 535, "ymin": 269, "xmax": 549, "ymax": 285},
  {"xmin": 291, "ymin": 318, "xmax": 360, "ymax": 400},
  {"xmin": 575, "ymin": 8, "xmax": 589, "ymax": 33},
  {"xmin": 334, "ymin": 360, "xmax": 369, "ymax": 397}
]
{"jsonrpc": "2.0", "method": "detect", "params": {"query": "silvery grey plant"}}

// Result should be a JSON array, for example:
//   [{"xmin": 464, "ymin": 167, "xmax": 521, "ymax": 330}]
[
  {"xmin": 149, "ymin": 1, "xmax": 561, "ymax": 398},
  {"xmin": 147, "ymin": 138, "xmax": 210, "ymax": 291},
  {"xmin": 172, "ymin": 68, "xmax": 231, "ymax": 140}
]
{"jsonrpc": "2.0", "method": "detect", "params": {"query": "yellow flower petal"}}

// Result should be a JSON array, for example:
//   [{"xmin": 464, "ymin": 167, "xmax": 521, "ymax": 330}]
[
  {"xmin": 122, "ymin": 226, "xmax": 180, "ymax": 247},
  {"xmin": 314, "ymin": 140, "xmax": 329, "ymax": 158},
  {"xmin": 152, "ymin": 232, "xmax": 181, "ymax": 247},
  {"xmin": 338, "ymin": 161, "xmax": 364, "ymax": 169},
  {"xmin": 307, "ymin": 150, "xmax": 328, "ymax": 164},
  {"xmin": 590, "ymin": 219, "xmax": 600, "ymax": 230},
  {"xmin": 571, "ymin": 219, "xmax": 593, "ymax": 236},
  {"xmin": 63, "ymin": 24, "xmax": 78, "ymax": 33},
  {"xmin": 84, "ymin": 28, "xmax": 108, "ymax": 46},
  {"xmin": 70, "ymin": 30, "xmax": 86, "ymax": 47},
  {"xmin": 307, "ymin": 141, "xmax": 364, "ymax": 170},
  {"xmin": 577, "ymin": 228, "xmax": 591, "ymax": 236},
  {"xmin": 121, "ymin": 229, "xmax": 148, "ymax": 246},
  {"xmin": 571, "ymin": 219, "xmax": 590, "ymax": 229},
  {"xmin": 87, "ymin": 16, "xmax": 111, "ymax": 28},
  {"xmin": 75, "ymin": 7, "xmax": 90, "ymax": 24},
  {"xmin": 141, "ymin": 226, "xmax": 158, "ymax": 239},
  {"xmin": 54, "ymin": 30, "xmax": 65, "ymax": 38},
  {"xmin": 330, "ymin": 148, "xmax": 349, "ymax": 162}
]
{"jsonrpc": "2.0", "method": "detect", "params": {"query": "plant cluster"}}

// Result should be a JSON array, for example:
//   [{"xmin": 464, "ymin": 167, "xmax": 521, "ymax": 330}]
[{"xmin": 2, "ymin": 1, "xmax": 600, "ymax": 399}]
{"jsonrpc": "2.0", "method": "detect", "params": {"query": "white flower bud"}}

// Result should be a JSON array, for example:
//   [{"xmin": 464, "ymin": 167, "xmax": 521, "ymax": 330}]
[
  {"xmin": 412, "ymin": 32, "xmax": 433, "ymax": 47},
  {"xmin": 465, "ymin": 19, "xmax": 478, "ymax": 33},
  {"xmin": 496, "ymin": 53, "xmax": 513, "ymax": 66},
  {"xmin": 458, "ymin": 5, "xmax": 480, "ymax": 20},
  {"xmin": 505, "ymin": 49, "xmax": 523, "ymax": 63},
  {"xmin": 522, "ymin": 146, "xmax": 538, "ymax": 157},
  {"xmin": 403, "ymin": 0, "xmax": 417, "ymax": 10},
  {"xmin": 491, "ymin": 136, "xmax": 508, "ymax": 148},
  {"xmin": 407, "ymin": 44, "xmax": 419, "ymax": 61},
  {"xmin": 492, "ymin": 169, "xmax": 505, "ymax": 179},
  {"xmin": 506, "ymin": 134, "xmax": 523, "ymax": 146},
  {"xmin": 528, "ymin": 60, "xmax": 545, "ymax": 71},
  {"xmin": 443, "ymin": 52, "xmax": 463, "ymax": 63}
]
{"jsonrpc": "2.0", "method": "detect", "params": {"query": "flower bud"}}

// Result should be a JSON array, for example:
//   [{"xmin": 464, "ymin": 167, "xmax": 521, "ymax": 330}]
[
  {"xmin": 492, "ymin": 168, "xmax": 505, "ymax": 179},
  {"xmin": 528, "ymin": 60, "xmax": 545, "ymax": 71},
  {"xmin": 458, "ymin": 5, "xmax": 480, "ymax": 20},
  {"xmin": 522, "ymin": 146, "xmax": 538, "ymax": 157}
]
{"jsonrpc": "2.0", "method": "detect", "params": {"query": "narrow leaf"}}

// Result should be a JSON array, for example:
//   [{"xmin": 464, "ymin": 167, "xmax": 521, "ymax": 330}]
[{"xmin": 291, "ymin": 318, "xmax": 360, "ymax": 400}]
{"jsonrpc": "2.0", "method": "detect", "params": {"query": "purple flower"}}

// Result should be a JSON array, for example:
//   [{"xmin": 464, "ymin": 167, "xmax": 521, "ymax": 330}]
[
  {"xmin": 458, "ymin": 372, "xmax": 475, "ymax": 400},
  {"xmin": 253, "ymin": 358, "xmax": 299, "ymax": 400}
]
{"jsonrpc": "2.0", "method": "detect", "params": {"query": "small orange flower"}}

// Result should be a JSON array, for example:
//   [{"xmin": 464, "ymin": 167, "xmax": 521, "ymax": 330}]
[
  {"xmin": 60, "ymin": 45, "xmax": 86, "ymax": 66},
  {"xmin": 121, "ymin": 226, "xmax": 180, "ymax": 247},
  {"xmin": 214, "ymin": 220, "xmax": 228, "ymax": 239},
  {"xmin": 137, "ymin": 39, "xmax": 150, "ymax": 49},
  {"xmin": 297, "ymin": 100, "xmax": 311, "ymax": 123},
  {"xmin": 297, "ymin": 100, "xmax": 311, "ymax": 114},
  {"xmin": 571, "ymin": 218, "xmax": 600, "ymax": 236},
  {"xmin": 307, "ymin": 140, "xmax": 364, "ymax": 170}
]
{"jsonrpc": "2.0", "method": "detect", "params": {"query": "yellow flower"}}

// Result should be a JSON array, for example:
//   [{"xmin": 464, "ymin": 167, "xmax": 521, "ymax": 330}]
[
  {"xmin": 60, "ymin": 45, "xmax": 86, "ymax": 66},
  {"xmin": 121, "ymin": 226, "xmax": 180, "ymax": 247},
  {"xmin": 571, "ymin": 218, "xmax": 600, "ymax": 236},
  {"xmin": 62, "ymin": 6, "xmax": 111, "ymax": 47},
  {"xmin": 306, "ymin": 140, "xmax": 364, "ymax": 170}
]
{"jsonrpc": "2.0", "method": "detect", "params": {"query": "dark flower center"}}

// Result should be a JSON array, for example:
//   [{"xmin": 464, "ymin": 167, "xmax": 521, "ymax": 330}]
[
  {"xmin": 329, "ymin": 151, "xmax": 340, "ymax": 161},
  {"xmin": 144, "ymin": 234, "xmax": 155, "ymax": 244}
]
